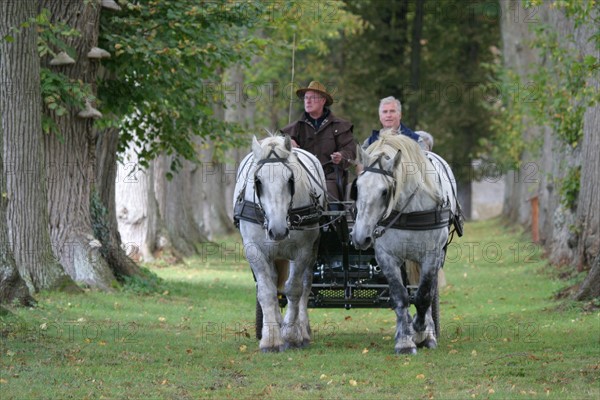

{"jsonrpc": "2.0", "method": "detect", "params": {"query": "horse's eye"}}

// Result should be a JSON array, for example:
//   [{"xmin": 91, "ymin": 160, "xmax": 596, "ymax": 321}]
[{"xmin": 382, "ymin": 189, "xmax": 388, "ymax": 198}]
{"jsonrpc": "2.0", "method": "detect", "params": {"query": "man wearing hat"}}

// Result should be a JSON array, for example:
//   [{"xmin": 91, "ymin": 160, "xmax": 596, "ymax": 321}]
[{"xmin": 281, "ymin": 81, "xmax": 357, "ymax": 202}]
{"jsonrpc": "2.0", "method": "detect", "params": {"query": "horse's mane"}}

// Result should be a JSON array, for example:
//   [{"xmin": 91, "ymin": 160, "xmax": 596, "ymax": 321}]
[{"xmin": 366, "ymin": 130, "xmax": 442, "ymax": 215}]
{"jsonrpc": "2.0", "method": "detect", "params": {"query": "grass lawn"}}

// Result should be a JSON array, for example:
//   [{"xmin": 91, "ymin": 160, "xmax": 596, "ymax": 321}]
[{"xmin": 1, "ymin": 219, "xmax": 598, "ymax": 399}]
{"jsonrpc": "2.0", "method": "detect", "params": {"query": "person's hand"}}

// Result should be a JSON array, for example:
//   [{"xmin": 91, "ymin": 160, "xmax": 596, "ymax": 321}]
[
  {"xmin": 291, "ymin": 139, "xmax": 299, "ymax": 148},
  {"xmin": 330, "ymin": 152, "xmax": 342, "ymax": 164}
]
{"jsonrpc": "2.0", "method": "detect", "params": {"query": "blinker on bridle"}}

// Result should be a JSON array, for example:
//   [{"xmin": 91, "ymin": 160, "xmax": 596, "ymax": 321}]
[{"xmin": 253, "ymin": 144, "xmax": 296, "ymax": 230}]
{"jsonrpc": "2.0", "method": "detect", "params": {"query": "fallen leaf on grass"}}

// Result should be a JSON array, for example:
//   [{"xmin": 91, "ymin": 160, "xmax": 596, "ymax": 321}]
[
  {"xmin": 416, "ymin": 374, "xmax": 425, "ymax": 379},
  {"xmin": 362, "ymin": 348, "xmax": 369, "ymax": 354},
  {"xmin": 349, "ymin": 379, "xmax": 357, "ymax": 386},
  {"xmin": 239, "ymin": 345, "xmax": 247, "ymax": 352},
  {"xmin": 320, "ymin": 374, "xmax": 327, "ymax": 380},
  {"xmin": 0, "ymin": 379, "xmax": 7, "ymax": 384}
]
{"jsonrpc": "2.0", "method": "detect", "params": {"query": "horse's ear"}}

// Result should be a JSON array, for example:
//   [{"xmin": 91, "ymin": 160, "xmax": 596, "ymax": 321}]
[
  {"xmin": 283, "ymin": 134, "xmax": 292, "ymax": 151},
  {"xmin": 358, "ymin": 145, "xmax": 371, "ymax": 167},
  {"xmin": 383, "ymin": 151, "xmax": 402, "ymax": 173},
  {"xmin": 252, "ymin": 136, "xmax": 262, "ymax": 159}
]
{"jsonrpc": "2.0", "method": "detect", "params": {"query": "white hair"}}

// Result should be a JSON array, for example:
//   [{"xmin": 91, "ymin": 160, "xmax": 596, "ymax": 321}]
[
  {"xmin": 378, "ymin": 96, "xmax": 402, "ymax": 115},
  {"xmin": 416, "ymin": 130, "xmax": 434, "ymax": 150}
]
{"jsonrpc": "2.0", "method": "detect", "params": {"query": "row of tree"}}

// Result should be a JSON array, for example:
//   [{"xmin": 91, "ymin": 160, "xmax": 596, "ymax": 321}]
[
  {"xmin": 0, "ymin": 0, "xmax": 364, "ymax": 305},
  {"xmin": 0, "ymin": 0, "xmax": 268, "ymax": 304},
  {"xmin": 2, "ymin": 0, "xmax": 596, "ymax": 307},
  {"xmin": 493, "ymin": 1, "xmax": 599, "ymax": 300}
]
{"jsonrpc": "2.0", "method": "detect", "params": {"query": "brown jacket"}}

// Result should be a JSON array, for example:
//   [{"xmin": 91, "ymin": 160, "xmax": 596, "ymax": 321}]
[{"xmin": 281, "ymin": 111, "xmax": 356, "ymax": 201}]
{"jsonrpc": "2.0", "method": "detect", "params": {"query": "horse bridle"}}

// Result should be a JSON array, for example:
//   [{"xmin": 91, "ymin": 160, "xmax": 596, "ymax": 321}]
[
  {"xmin": 253, "ymin": 144, "xmax": 296, "ymax": 230},
  {"xmin": 354, "ymin": 155, "xmax": 397, "ymax": 209},
  {"xmin": 355, "ymin": 153, "xmax": 420, "ymax": 238}
]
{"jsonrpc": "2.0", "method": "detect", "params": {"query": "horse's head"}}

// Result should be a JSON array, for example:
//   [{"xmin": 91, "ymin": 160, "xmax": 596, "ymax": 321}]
[
  {"xmin": 251, "ymin": 134, "xmax": 295, "ymax": 241},
  {"xmin": 351, "ymin": 145, "xmax": 401, "ymax": 250},
  {"xmin": 352, "ymin": 131, "xmax": 444, "ymax": 250}
]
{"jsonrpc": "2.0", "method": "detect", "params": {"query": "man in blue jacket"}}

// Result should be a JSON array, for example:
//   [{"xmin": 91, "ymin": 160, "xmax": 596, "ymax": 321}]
[{"xmin": 362, "ymin": 96, "xmax": 425, "ymax": 150}]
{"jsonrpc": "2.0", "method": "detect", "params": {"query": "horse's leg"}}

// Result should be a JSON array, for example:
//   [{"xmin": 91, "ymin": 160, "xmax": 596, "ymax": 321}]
[
  {"xmin": 281, "ymin": 254, "xmax": 311, "ymax": 349},
  {"xmin": 412, "ymin": 252, "xmax": 442, "ymax": 349},
  {"xmin": 379, "ymin": 252, "xmax": 416, "ymax": 354},
  {"xmin": 253, "ymin": 257, "xmax": 284, "ymax": 352},
  {"xmin": 297, "ymin": 255, "xmax": 314, "ymax": 347}
]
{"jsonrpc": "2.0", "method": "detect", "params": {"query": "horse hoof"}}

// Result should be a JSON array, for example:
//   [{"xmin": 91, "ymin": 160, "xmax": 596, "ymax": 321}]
[
  {"xmin": 395, "ymin": 347, "xmax": 417, "ymax": 355},
  {"xmin": 260, "ymin": 346, "xmax": 282, "ymax": 353},
  {"xmin": 282, "ymin": 341, "xmax": 305, "ymax": 351},
  {"xmin": 416, "ymin": 338, "xmax": 437, "ymax": 349},
  {"xmin": 301, "ymin": 339, "xmax": 311, "ymax": 348}
]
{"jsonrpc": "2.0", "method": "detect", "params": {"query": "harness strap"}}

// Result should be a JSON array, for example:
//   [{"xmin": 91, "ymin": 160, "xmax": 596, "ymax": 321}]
[
  {"xmin": 379, "ymin": 207, "xmax": 453, "ymax": 231},
  {"xmin": 373, "ymin": 185, "xmax": 419, "ymax": 238},
  {"xmin": 233, "ymin": 199, "xmax": 323, "ymax": 228}
]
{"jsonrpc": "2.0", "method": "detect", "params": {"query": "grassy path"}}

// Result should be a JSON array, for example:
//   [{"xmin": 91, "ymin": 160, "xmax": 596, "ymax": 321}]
[{"xmin": 1, "ymin": 219, "xmax": 598, "ymax": 399}]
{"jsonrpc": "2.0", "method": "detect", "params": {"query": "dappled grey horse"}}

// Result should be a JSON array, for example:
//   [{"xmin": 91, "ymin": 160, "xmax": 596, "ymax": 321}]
[
  {"xmin": 233, "ymin": 134, "xmax": 326, "ymax": 351},
  {"xmin": 351, "ymin": 130, "xmax": 461, "ymax": 354}
]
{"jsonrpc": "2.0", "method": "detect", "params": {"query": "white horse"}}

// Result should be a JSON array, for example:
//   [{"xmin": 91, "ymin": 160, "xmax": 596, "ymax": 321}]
[
  {"xmin": 233, "ymin": 134, "xmax": 326, "ymax": 352},
  {"xmin": 351, "ymin": 130, "xmax": 462, "ymax": 354}
]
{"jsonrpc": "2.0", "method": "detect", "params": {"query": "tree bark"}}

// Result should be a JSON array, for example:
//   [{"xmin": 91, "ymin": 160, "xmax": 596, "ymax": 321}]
[
  {"xmin": 41, "ymin": 0, "xmax": 115, "ymax": 289},
  {"xmin": 95, "ymin": 127, "xmax": 142, "ymax": 277},
  {"xmin": 0, "ymin": 0, "xmax": 77, "ymax": 293},
  {"xmin": 0, "ymin": 174, "xmax": 34, "ymax": 306},
  {"xmin": 0, "ymin": 2, "xmax": 35, "ymax": 304},
  {"xmin": 572, "ymin": 15, "xmax": 600, "ymax": 297}
]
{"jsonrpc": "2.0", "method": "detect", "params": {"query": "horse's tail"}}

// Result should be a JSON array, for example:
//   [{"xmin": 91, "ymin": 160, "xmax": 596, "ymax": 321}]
[{"xmin": 405, "ymin": 260, "xmax": 447, "ymax": 288}]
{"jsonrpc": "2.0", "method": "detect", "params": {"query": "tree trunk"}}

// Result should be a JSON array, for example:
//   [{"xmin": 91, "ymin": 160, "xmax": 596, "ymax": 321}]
[
  {"xmin": 0, "ymin": 5, "xmax": 35, "ymax": 304},
  {"xmin": 195, "ymin": 148, "xmax": 236, "ymax": 240},
  {"xmin": 572, "ymin": 15, "xmax": 600, "ymax": 297},
  {"xmin": 499, "ymin": 0, "xmax": 542, "ymax": 228},
  {"xmin": 0, "ymin": 169, "xmax": 34, "ymax": 306},
  {"xmin": 193, "ymin": 65, "xmax": 244, "ymax": 240},
  {"xmin": 41, "ymin": 0, "xmax": 115, "ymax": 289},
  {"xmin": 407, "ymin": 0, "xmax": 424, "ymax": 127},
  {"xmin": 155, "ymin": 155, "xmax": 207, "ymax": 257},
  {"xmin": 0, "ymin": 0, "xmax": 77, "ymax": 293},
  {"xmin": 95, "ymin": 127, "xmax": 142, "ymax": 277},
  {"xmin": 115, "ymin": 143, "xmax": 158, "ymax": 262}
]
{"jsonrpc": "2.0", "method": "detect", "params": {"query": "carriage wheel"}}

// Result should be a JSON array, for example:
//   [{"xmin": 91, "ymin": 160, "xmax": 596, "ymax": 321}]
[
  {"xmin": 255, "ymin": 297, "xmax": 263, "ymax": 340},
  {"xmin": 432, "ymin": 284, "xmax": 440, "ymax": 339}
]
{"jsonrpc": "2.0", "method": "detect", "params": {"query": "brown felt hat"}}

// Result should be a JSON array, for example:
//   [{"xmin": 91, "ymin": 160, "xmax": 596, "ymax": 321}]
[{"xmin": 296, "ymin": 81, "xmax": 333, "ymax": 106}]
